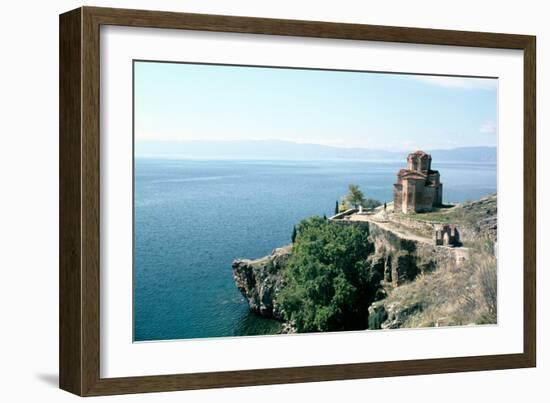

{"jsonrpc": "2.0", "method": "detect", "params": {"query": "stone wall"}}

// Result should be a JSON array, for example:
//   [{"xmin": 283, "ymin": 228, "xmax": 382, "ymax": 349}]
[
  {"xmin": 332, "ymin": 218, "xmax": 465, "ymax": 287},
  {"xmin": 417, "ymin": 184, "xmax": 436, "ymax": 212},
  {"xmin": 389, "ymin": 215, "xmax": 439, "ymax": 237},
  {"xmin": 393, "ymin": 183, "xmax": 403, "ymax": 212},
  {"xmin": 366, "ymin": 220, "xmax": 465, "ymax": 286}
]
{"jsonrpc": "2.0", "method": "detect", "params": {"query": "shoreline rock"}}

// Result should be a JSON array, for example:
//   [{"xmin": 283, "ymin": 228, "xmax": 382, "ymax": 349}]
[{"xmin": 232, "ymin": 245, "xmax": 292, "ymax": 320}]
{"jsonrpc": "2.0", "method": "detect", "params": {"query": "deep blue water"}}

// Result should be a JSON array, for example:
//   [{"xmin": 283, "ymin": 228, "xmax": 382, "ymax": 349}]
[{"xmin": 134, "ymin": 159, "xmax": 496, "ymax": 341}]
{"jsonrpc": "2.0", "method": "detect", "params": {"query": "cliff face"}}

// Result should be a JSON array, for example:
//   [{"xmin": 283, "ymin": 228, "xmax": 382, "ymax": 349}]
[
  {"xmin": 232, "ymin": 221, "xmax": 464, "ymax": 321},
  {"xmin": 232, "ymin": 245, "xmax": 291, "ymax": 320},
  {"xmin": 366, "ymin": 196, "xmax": 497, "ymax": 329},
  {"xmin": 368, "ymin": 243, "xmax": 497, "ymax": 329},
  {"xmin": 365, "ymin": 221, "xmax": 467, "ymax": 287},
  {"xmin": 232, "ymin": 195, "xmax": 497, "ymax": 330}
]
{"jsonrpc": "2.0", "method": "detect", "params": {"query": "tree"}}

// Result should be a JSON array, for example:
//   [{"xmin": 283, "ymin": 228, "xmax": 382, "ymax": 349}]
[
  {"xmin": 345, "ymin": 184, "xmax": 365, "ymax": 208},
  {"xmin": 291, "ymin": 225, "xmax": 297, "ymax": 243},
  {"xmin": 278, "ymin": 217, "xmax": 377, "ymax": 333},
  {"xmin": 334, "ymin": 200, "xmax": 339, "ymax": 215}
]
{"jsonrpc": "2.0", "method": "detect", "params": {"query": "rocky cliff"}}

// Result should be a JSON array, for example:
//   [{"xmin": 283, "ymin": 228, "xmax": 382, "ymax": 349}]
[
  {"xmin": 232, "ymin": 245, "xmax": 291, "ymax": 320},
  {"xmin": 368, "ymin": 241, "xmax": 497, "ymax": 329},
  {"xmin": 367, "ymin": 195, "xmax": 497, "ymax": 329},
  {"xmin": 364, "ymin": 220, "xmax": 468, "ymax": 287},
  {"xmin": 232, "ymin": 194, "xmax": 497, "ymax": 330},
  {"xmin": 233, "ymin": 222, "xmax": 467, "ymax": 322}
]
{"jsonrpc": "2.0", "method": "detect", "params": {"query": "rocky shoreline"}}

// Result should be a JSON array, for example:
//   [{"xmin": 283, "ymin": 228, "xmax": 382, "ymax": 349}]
[
  {"xmin": 232, "ymin": 245, "xmax": 291, "ymax": 321},
  {"xmin": 232, "ymin": 195, "xmax": 497, "ymax": 332}
]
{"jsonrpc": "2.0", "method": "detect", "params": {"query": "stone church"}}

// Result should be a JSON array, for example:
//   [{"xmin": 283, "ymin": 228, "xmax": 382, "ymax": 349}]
[{"xmin": 393, "ymin": 150, "xmax": 443, "ymax": 214}]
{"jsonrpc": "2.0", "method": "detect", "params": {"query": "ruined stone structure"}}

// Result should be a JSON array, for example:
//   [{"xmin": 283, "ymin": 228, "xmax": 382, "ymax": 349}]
[
  {"xmin": 393, "ymin": 151, "xmax": 443, "ymax": 213},
  {"xmin": 433, "ymin": 224, "xmax": 460, "ymax": 247}
]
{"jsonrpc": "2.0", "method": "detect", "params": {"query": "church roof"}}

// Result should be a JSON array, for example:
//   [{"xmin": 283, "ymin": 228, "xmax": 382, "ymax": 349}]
[
  {"xmin": 397, "ymin": 169, "xmax": 427, "ymax": 180},
  {"xmin": 408, "ymin": 150, "xmax": 430, "ymax": 158}
]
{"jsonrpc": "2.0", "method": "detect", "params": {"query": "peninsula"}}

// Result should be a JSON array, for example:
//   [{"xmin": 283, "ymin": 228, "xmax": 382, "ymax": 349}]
[{"xmin": 233, "ymin": 151, "xmax": 497, "ymax": 333}]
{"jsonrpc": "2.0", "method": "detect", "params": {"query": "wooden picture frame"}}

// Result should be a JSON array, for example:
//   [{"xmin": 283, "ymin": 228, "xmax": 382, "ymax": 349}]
[{"xmin": 59, "ymin": 6, "xmax": 536, "ymax": 396}]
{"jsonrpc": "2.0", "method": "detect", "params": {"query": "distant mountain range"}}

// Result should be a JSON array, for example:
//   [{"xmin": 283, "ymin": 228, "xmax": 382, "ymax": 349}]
[{"xmin": 135, "ymin": 140, "xmax": 496, "ymax": 163}]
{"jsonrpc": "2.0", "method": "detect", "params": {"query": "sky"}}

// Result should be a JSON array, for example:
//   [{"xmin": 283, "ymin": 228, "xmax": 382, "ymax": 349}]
[{"xmin": 134, "ymin": 61, "xmax": 497, "ymax": 151}]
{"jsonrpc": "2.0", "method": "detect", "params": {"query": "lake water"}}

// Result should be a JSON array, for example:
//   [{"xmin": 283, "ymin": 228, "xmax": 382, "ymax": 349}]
[{"xmin": 134, "ymin": 159, "xmax": 496, "ymax": 341}]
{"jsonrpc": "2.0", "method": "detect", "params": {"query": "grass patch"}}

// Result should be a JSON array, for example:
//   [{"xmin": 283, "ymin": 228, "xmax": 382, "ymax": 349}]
[
  {"xmin": 401, "ymin": 210, "xmax": 454, "ymax": 223},
  {"xmin": 397, "ymin": 194, "xmax": 497, "ymax": 228}
]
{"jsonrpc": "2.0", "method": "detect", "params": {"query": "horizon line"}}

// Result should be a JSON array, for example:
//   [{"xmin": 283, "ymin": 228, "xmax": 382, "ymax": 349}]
[{"xmin": 134, "ymin": 138, "xmax": 496, "ymax": 152}]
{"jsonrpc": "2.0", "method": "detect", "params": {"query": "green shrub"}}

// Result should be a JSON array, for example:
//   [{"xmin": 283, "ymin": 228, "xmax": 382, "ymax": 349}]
[{"xmin": 277, "ymin": 217, "xmax": 376, "ymax": 332}]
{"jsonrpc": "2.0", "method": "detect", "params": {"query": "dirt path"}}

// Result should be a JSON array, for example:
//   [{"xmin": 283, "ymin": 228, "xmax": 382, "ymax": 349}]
[{"xmin": 346, "ymin": 213, "xmax": 434, "ymax": 244}]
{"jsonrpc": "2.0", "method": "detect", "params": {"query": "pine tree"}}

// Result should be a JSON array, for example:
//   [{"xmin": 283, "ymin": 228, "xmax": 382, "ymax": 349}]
[
  {"xmin": 334, "ymin": 200, "xmax": 339, "ymax": 215},
  {"xmin": 291, "ymin": 225, "xmax": 297, "ymax": 243}
]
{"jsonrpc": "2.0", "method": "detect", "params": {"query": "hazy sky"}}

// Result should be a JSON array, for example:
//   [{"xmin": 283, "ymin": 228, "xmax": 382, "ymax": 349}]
[{"xmin": 134, "ymin": 61, "xmax": 497, "ymax": 151}]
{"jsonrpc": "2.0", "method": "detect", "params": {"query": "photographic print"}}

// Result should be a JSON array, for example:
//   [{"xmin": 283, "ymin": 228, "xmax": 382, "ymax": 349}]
[{"xmin": 133, "ymin": 61, "xmax": 497, "ymax": 342}]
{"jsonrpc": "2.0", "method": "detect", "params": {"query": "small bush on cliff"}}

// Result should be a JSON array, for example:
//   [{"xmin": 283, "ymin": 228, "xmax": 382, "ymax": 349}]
[{"xmin": 278, "ymin": 217, "xmax": 375, "ymax": 332}]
